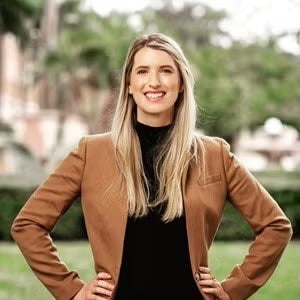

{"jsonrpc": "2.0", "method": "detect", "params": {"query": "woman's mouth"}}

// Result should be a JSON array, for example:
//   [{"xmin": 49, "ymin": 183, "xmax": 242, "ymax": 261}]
[{"xmin": 144, "ymin": 92, "xmax": 165, "ymax": 102}]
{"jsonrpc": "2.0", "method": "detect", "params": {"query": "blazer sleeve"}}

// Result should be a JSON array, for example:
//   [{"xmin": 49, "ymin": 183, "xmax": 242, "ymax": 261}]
[
  {"xmin": 11, "ymin": 137, "xmax": 87, "ymax": 300},
  {"xmin": 219, "ymin": 139, "xmax": 293, "ymax": 300}
]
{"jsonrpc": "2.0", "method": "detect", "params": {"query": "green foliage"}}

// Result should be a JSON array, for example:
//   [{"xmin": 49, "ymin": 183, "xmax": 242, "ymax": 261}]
[
  {"xmin": 138, "ymin": 3, "xmax": 300, "ymax": 138},
  {"xmin": 44, "ymin": 7, "xmax": 137, "ymax": 88},
  {"xmin": 52, "ymin": 198, "xmax": 87, "ymax": 240},
  {"xmin": 0, "ymin": 187, "xmax": 86, "ymax": 241},
  {"xmin": 270, "ymin": 189, "xmax": 300, "ymax": 237},
  {"xmin": 191, "ymin": 44, "xmax": 300, "ymax": 139},
  {"xmin": 0, "ymin": 188, "xmax": 34, "ymax": 240},
  {"xmin": 216, "ymin": 202, "xmax": 253, "ymax": 240},
  {"xmin": 217, "ymin": 169, "xmax": 300, "ymax": 240},
  {"xmin": 216, "ymin": 186, "xmax": 300, "ymax": 240},
  {"xmin": 1, "ymin": 181, "xmax": 299, "ymax": 241},
  {"xmin": 0, "ymin": 0, "xmax": 43, "ymax": 44},
  {"xmin": 0, "ymin": 121, "xmax": 14, "ymax": 134},
  {"xmin": 41, "ymin": 2, "xmax": 139, "ymax": 133},
  {"xmin": 141, "ymin": 1, "xmax": 227, "ymax": 48},
  {"xmin": 20, "ymin": 0, "xmax": 297, "ymax": 138},
  {"xmin": 2, "ymin": 0, "xmax": 300, "ymax": 138}
]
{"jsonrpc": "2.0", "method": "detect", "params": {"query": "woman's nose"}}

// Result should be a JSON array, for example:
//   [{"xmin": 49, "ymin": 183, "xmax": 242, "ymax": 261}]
[{"xmin": 148, "ymin": 72, "xmax": 161, "ymax": 88}]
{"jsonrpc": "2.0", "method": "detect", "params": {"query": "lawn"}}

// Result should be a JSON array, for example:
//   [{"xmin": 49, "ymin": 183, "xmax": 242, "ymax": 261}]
[{"xmin": 0, "ymin": 241, "xmax": 299, "ymax": 299}]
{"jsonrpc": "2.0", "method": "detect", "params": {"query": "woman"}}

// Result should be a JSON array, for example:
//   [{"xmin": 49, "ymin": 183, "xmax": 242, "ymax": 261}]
[{"xmin": 12, "ymin": 33, "xmax": 292, "ymax": 300}]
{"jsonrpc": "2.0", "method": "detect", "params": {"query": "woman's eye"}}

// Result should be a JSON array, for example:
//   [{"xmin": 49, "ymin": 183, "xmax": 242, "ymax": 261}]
[
  {"xmin": 137, "ymin": 69, "xmax": 147, "ymax": 74},
  {"xmin": 162, "ymin": 68, "xmax": 172, "ymax": 73}
]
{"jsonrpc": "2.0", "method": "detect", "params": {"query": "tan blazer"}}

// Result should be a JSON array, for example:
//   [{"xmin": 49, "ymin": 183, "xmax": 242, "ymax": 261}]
[{"xmin": 11, "ymin": 134, "xmax": 292, "ymax": 300}]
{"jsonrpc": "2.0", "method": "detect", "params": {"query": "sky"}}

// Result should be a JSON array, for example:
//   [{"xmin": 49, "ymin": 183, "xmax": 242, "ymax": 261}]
[{"xmin": 83, "ymin": 0, "xmax": 300, "ymax": 55}]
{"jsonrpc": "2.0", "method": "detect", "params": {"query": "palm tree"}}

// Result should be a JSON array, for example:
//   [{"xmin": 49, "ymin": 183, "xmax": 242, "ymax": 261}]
[
  {"xmin": 43, "ymin": 5, "xmax": 137, "ymax": 134},
  {"xmin": 0, "ymin": 0, "xmax": 43, "ymax": 118},
  {"xmin": 0, "ymin": 0, "xmax": 42, "ymax": 44}
]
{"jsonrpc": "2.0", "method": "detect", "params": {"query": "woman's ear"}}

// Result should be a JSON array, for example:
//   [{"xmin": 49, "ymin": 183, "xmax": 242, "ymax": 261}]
[
  {"xmin": 128, "ymin": 85, "xmax": 133, "ymax": 94},
  {"xmin": 179, "ymin": 84, "xmax": 184, "ymax": 93}
]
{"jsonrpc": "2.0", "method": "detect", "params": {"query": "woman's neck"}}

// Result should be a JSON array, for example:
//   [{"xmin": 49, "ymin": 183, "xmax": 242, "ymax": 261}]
[{"xmin": 136, "ymin": 117, "xmax": 173, "ymax": 128}]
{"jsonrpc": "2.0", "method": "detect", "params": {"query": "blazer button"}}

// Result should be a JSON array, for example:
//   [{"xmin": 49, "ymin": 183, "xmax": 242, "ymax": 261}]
[{"xmin": 194, "ymin": 272, "xmax": 200, "ymax": 281}]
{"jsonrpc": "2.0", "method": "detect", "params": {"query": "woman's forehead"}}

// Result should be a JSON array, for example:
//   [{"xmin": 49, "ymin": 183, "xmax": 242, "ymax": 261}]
[{"xmin": 132, "ymin": 47, "xmax": 177, "ymax": 67}]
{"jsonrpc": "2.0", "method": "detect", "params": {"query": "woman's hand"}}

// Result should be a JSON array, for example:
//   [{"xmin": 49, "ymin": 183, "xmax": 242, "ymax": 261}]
[
  {"xmin": 73, "ymin": 272, "xmax": 115, "ymax": 300},
  {"xmin": 197, "ymin": 266, "xmax": 230, "ymax": 300}
]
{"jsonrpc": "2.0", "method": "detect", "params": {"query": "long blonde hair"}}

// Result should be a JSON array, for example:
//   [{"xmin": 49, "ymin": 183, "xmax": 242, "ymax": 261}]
[{"xmin": 111, "ymin": 33, "xmax": 198, "ymax": 222}]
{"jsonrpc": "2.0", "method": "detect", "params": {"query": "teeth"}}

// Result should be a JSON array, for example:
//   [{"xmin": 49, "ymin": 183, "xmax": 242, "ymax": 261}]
[{"xmin": 145, "ymin": 92, "xmax": 164, "ymax": 99}]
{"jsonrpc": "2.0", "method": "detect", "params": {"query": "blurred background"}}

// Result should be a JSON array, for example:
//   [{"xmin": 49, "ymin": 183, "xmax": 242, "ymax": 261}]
[
  {"xmin": 1, "ymin": 0, "xmax": 300, "ymax": 176},
  {"xmin": 1, "ymin": 0, "xmax": 300, "ymax": 179},
  {"xmin": 2, "ymin": 0, "xmax": 299, "ymax": 230},
  {"xmin": 0, "ymin": 0, "xmax": 300, "ymax": 298}
]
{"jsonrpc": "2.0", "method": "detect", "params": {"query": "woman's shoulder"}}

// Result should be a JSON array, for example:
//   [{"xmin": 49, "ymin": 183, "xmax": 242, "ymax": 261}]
[
  {"xmin": 192, "ymin": 133, "xmax": 232, "ymax": 169},
  {"xmin": 194, "ymin": 132, "xmax": 228, "ymax": 151},
  {"xmin": 78, "ymin": 132, "xmax": 114, "ymax": 154},
  {"xmin": 85, "ymin": 132, "xmax": 112, "ymax": 144}
]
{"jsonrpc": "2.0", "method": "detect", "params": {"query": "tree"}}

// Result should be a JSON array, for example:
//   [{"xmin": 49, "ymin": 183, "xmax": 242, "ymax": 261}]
[
  {"xmin": 191, "ymin": 42, "xmax": 300, "ymax": 141},
  {"xmin": 0, "ymin": 0, "xmax": 43, "ymax": 117},
  {"xmin": 0, "ymin": 0, "xmax": 42, "ymax": 44},
  {"xmin": 140, "ymin": 1, "xmax": 228, "ymax": 50},
  {"xmin": 42, "ymin": 1, "xmax": 137, "ymax": 134}
]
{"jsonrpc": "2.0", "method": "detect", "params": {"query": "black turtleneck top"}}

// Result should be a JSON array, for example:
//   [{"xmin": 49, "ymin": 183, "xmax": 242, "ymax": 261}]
[{"xmin": 114, "ymin": 122, "xmax": 202, "ymax": 300}]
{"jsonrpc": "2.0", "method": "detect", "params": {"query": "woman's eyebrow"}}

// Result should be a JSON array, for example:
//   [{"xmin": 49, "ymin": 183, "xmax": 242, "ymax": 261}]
[
  {"xmin": 134, "ymin": 64, "xmax": 175, "ymax": 70},
  {"xmin": 160, "ymin": 65, "xmax": 175, "ymax": 69},
  {"xmin": 134, "ymin": 65, "xmax": 149, "ymax": 70}
]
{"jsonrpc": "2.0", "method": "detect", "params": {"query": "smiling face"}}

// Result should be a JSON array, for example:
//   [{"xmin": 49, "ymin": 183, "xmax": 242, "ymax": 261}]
[{"xmin": 129, "ymin": 47, "xmax": 183, "ymax": 126}]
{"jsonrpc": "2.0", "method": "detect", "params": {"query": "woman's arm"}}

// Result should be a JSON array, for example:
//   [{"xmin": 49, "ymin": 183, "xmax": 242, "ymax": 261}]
[
  {"xmin": 219, "ymin": 139, "xmax": 293, "ymax": 300},
  {"xmin": 11, "ymin": 137, "xmax": 88, "ymax": 300}
]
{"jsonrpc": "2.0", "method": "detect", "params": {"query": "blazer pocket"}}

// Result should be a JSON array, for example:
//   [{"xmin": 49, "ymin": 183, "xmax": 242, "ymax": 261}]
[{"xmin": 197, "ymin": 172, "xmax": 221, "ymax": 187}]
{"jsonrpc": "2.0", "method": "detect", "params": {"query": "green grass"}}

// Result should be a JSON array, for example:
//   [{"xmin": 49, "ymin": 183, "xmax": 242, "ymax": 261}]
[
  {"xmin": 0, "ymin": 241, "xmax": 299, "ymax": 299},
  {"xmin": 209, "ymin": 241, "xmax": 300, "ymax": 299}
]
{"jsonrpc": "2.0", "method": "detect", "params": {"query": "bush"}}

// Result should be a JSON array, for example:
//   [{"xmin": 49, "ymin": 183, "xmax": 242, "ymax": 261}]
[
  {"xmin": 0, "ymin": 187, "xmax": 86, "ymax": 241},
  {"xmin": 52, "ymin": 198, "xmax": 87, "ymax": 240},
  {"xmin": 216, "ymin": 203, "xmax": 253, "ymax": 240},
  {"xmin": 216, "ymin": 188, "xmax": 300, "ymax": 240},
  {"xmin": 1, "ymin": 185, "xmax": 299, "ymax": 241},
  {"xmin": 270, "ymin": 189, "xmax": 300, "ymax": 237},
  {"xmin": 0, "ymin": 188, "xmax": 34, "ymax": 240}
]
